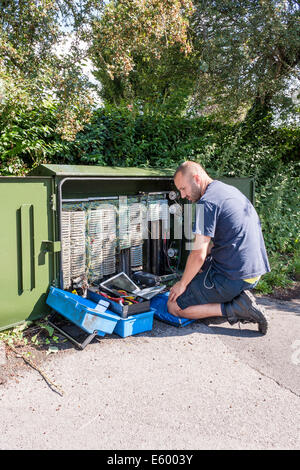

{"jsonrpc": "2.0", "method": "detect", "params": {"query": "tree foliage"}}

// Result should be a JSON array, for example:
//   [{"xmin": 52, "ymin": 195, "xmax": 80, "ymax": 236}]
[
  {"xmin": 187, "ymin": 0, "xmax": 300, "ymax": 119},
  {"xmin": 1, "ymin": 1, "xmax": 299, "ymax": 128},
  {"xmin": 89, "ymin": 0, "xmax": 300, "ymax": 119},
  {"xmin": 0, "ymin": 101, "xmax": 71, "ymax": 175},
  {"xmin": 0, "ymin": 0, "xmax": 101, "ymax": 139},
  {"xmin": 90, "ymin": 0, "xmax": 196, "ymax": 113}
]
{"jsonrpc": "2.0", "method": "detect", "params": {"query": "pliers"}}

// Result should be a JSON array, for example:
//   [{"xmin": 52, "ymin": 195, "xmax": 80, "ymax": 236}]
[
  {"xmin": 116, "ymin": 290, "xmax": 139, "ymax": 303},
  {"xmin": 97, "ymin": 291, "xmax": 135, "ymax": 305}
]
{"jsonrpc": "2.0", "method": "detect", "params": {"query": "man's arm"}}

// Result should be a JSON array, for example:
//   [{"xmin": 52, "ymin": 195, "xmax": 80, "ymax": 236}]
[{"xmin": 169, "ymin": 234, "xmax": 211, "ymax": 302}]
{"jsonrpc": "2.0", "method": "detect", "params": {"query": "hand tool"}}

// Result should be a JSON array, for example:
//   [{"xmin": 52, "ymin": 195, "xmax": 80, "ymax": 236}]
[{"xmin": 97, "ymin": 290, "xmax": 134, "ymax": 305}]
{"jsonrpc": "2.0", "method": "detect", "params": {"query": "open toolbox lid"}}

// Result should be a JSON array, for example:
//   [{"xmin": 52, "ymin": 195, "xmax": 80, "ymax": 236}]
[{"xmin": 46, "ymin": 287, "xmax": 119, "ymax": 335}]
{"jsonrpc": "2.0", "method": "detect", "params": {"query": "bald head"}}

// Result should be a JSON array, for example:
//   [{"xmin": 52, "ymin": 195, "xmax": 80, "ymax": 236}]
[
  {"xmin": 174, "ymin": 161, "xmax": 213, "ymax": 202},
  {"xmin": 174, "ymin": 161, "xmax": 210, "ymax": 179}
]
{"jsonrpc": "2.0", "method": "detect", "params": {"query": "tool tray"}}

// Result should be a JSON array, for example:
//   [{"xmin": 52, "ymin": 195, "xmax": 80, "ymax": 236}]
[{"xmin": 87, "ymin": 288, "xmax": 151, "ymax": 319}]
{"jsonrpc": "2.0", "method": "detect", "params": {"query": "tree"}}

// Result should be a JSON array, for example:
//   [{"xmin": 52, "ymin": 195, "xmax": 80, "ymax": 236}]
[
  {"xmin": 0, "ymin": 0, "xmax": 102, "ymax": 140},
  {"xmin": 90, "ymin": 0, "xmax": 197, "ymax": 114},
  {"xmin": 90, "ymin": 0, "xmax": 300, "ymax": 121},
  {"xmin": 191, "ymin": 0, "xmax": 300, "ymax": 120}
]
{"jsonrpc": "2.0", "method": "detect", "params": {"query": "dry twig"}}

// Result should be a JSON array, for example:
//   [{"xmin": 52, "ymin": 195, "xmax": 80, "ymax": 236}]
[{"xmin": 5, "ymin": 343, "xmax": 64, "ymax": 396}]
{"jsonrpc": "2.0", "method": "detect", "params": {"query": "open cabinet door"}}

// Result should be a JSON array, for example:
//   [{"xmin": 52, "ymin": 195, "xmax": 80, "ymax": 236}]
[{"xmin": 0, "ymin": 176, "xmax": 59, "ymax": 330}]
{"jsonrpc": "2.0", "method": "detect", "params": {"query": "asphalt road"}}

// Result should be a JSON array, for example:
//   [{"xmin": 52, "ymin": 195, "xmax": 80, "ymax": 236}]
[{"xmin": 0, "ymin": 295, "xmax": 299, "ymax": 450}]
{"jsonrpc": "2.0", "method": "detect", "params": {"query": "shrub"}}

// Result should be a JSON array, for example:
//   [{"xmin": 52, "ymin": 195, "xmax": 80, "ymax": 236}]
[{"xmin": 0, "ymin": 103, "xmax": 72, "ymax": 174}]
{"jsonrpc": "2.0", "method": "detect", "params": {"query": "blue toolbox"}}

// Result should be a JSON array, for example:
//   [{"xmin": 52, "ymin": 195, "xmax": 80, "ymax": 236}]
[
  {"xmin": 46, "ymin": 287, "xmax": 119, "ymax": 348},
  {"xmin": 46, "ymin": 287, "xmax": 154, "ymax": 347},
  {"xmin": 87, "ymin": 289, "xmax": 154, "ymax": 337},
  {"xmin": 113, "ymin": 310, "xmax": 154, "ymax": 338}
]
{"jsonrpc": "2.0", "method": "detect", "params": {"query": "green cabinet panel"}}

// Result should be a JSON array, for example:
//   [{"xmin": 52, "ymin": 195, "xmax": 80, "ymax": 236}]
[{"xmin": 0, "ymin": 177, "xmax": 56, "ymax": 330}]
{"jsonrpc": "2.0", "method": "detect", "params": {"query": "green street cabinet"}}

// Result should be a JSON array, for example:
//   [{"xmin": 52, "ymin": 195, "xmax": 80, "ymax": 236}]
[{"xmin": 0, "ymin": 164, "xmax": 255, "ymax": 331}]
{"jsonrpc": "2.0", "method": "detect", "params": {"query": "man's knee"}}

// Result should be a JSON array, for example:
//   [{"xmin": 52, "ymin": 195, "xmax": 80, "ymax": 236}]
[{"xmin": 167, "ymin": 298, "xmax": 182, "ymax": 316}]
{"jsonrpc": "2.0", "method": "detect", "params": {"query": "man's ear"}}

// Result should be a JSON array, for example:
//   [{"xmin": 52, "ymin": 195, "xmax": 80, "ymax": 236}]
[{"xmin": 193, "ymin": 173, "xmax": 201, "ymax": 186}]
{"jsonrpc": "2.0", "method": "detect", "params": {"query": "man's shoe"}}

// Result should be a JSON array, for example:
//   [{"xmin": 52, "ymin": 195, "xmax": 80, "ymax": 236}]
[{"xmin": 224, "ymin": 290, "xmax": 268, "ymax": 335}]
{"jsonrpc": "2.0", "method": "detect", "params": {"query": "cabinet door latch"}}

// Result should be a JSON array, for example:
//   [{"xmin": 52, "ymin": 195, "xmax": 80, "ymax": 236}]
[{"xmin": 42, "ymin": 241, "xmax": 61, "ymax": 253}]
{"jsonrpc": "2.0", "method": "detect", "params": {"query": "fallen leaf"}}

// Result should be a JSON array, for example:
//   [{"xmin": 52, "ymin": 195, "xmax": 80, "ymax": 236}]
[{"xmin": 46, "ymin": 346, "xmax": 59, "ymax": 355}]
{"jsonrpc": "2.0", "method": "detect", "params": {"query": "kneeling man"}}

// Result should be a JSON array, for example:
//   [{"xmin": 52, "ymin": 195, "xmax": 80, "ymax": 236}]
[{"xmin": 168, "ymin": 161, "xmax": 270, "ymax": 334}]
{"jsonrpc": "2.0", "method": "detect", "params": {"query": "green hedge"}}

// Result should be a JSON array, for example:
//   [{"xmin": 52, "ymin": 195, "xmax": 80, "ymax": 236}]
[
  {"xmin": 1, "ymin": 104, "xmax": 299, "ymax": 183},
  {"xmin": 68, "ymin": 107, "xmax": 299, "ymax": 186}
]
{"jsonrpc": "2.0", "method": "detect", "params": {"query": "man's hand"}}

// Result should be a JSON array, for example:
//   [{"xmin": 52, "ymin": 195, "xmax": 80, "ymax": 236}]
[
  {"xmin": 169, "ymin": 234, "xmax": 211, "ymax": 304},
  {"xmin": 169, "ymin": 281, "xmax": 187, "ymax": 303}
]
